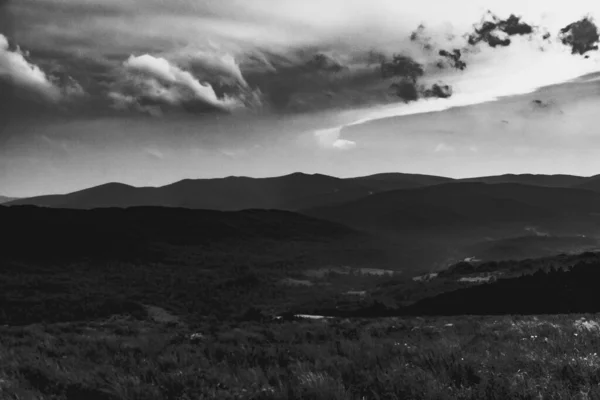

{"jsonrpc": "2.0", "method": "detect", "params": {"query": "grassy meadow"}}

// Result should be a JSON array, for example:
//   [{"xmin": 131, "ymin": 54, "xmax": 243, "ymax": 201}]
[{"xmin": 4, "ymin": 312, "xmax": 600, "ymax": 399}]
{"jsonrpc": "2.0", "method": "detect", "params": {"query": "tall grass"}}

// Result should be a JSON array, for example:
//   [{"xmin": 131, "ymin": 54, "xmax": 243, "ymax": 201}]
[{"xmin": 3, "ymin": 314, "xmax": 600, "ymax": 399}]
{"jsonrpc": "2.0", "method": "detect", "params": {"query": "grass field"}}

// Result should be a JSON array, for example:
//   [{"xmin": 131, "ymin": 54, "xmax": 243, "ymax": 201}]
[{"xmin": 3, "ymin": 311, "xmax": 600, "ymax": 399}]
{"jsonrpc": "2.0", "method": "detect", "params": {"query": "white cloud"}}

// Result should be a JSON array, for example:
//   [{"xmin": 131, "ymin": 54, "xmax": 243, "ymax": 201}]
[
  {"xmin": 314, "ymin": 126, "xmax": 343, "ymax": 148},
  {"xmin": 143, "ymin": 147, "xmax": 164, "ymax": 160},
  {"xmin": 173, "ymin": 47, "xmax": 249, "ymax": 87},
  {"xmin": 313, "ymin": 126, "xmax": 358, "ymax": 150},
  {"xmin": 0, "ymin": 34, "xmax": 61, "ymax": 101},
  {"xmin": 120, "ymin": 54, "xmax": 244, "ymax": 111},
  {"xmin": 219, "ymin": 148, "xmax": 248, "ymax": 158},
  {"xmin": 332, "ymin": 139, "xmax": 357, "ymax": 150},
  {"xmin": 434, "ymin": 143, "xmax": 455, "ymax": 153}
]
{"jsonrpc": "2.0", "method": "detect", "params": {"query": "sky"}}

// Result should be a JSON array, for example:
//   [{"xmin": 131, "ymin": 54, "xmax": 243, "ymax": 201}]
[{"xmin": 2, "ymin": 0, "xmax": 600, "ymax": 196}]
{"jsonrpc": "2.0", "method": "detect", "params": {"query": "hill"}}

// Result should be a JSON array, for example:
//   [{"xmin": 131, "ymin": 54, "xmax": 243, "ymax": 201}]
[
  {"xmin": 346, "ymin": 172, "xmax": 454, "ymax": 191},
  {"xmin": 572, "ymin": 174, "xmax": 600, "ymax": 192},
  {"xmin": 0, "ymin": 196, "xmax": 17, "ymax": 204},
  {"xmin": 403, "ymin": 261, "xmax": 600, "ymax": 316},
  {"xmin": 302, "ymin": 182, "xmax": 600, "ymax": 270},
  {"xmin": 304, "ymin": 182, "xmax": 600, "ymax": 232},
  {"xmin": 0, "ymin": 205, "xmax": 374, "ymax": 266},
  {"xmin": 459, "ymin": 173, "xmax": 587, "ymax": 187},
  {"xmin": 6, "ymin": 173, "xmax": 375, "ymax": 211}
]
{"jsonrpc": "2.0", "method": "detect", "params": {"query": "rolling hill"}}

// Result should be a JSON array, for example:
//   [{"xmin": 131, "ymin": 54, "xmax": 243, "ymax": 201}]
[
  {"xmin": 305, "ymin": 182, "xmax": 600, "ymax": 229},
  {"xmin": 459, "ymin": 174, "xmax": 588, "ymax": 188},
  {"xmin": 0, "ymin": 196, "xmax": 17, "ymax": 204},
  {"xmin": 0, "ymin": 205, "xmax": 375, "ymax": 267},
  {"xmin": 6, "ymin": 173, "xmax": 377, "ymax": 211},
  {"xmin": 572, "ymin": 174, "xmax": 600, "ymax": 192},
  {"xmin": 346, "ymin": 173, "xmax": 454, "ymax": 191}
]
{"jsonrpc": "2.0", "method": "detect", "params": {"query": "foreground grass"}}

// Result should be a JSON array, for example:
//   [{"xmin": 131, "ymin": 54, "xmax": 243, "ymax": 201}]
[{"xmin": 3, "ymin": 313, "xmax": 600, "ymax": 399}]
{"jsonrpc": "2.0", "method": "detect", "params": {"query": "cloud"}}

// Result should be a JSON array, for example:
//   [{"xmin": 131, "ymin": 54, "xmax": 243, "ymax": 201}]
[
  {"xmin": 438, "ymin": 49, "xmax": 467, "ymax": 70},
  {"xmin": 332, "ymin": 139, "xmax": 357, "ymax": 150},
  {"xmin": 244, "ymin": 49, "xmax": 391, "ymax": 113},
  {"xmin": 467, "ymin": 13, "xmax": 535, "ymax": 48},
  {"xmin": 314, "ymin": 126, "xmax": 343, "ymax": 148},
  {"xmin": 306, "ymin": 52, "xmax": 346, "ymax": 72},
  {"xmin": 6, "ymin": 3, "xmax": 600, "ymax": 121},
  {"xmin": 410, "ymin": 24, "xmax": 435, "ymax": 52},
  {"xmin": 434, "ymin": 142, "xmax": 455, "ymax": 153},
  {"xmin": 108, "ymin": 92, "xmax": 163, "ymax": 117},
  {"xmin": 559, "ymin": 17, "xmax": 600, "ymax": 55},
  {"xmin": 38, "ymin": 134, "xmax": 71, "ymax": 154},
  {"xmin": 423, "ymin": 83, "xmax": 453, "ymax": 98},
  {"xmin": 170, "ymin": 47, "xmax": 250, "ymax": 88},
  {"xmin": 312, "ymin": 126, "xmax": 357, "ymax": 151},
  {"xmin": 0, "ymin": 34, "xmax": 62, "ymax": 101},
  {"xmin": 110, "ymin": 54, "xmax": 257, "ymax": 114},
  {"xmin": 143, "ymin": 147, "xmax": 164, "ymax": 160}
]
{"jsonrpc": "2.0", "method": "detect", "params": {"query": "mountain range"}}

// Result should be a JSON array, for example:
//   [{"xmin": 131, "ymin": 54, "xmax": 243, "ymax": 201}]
[
  {"xmin": 7, "ymin": 172, "xmax": 600, "ymax": 211},
  {"xmin": 7, "ymin": 172, "xmax": 600, "ymax": 273}
]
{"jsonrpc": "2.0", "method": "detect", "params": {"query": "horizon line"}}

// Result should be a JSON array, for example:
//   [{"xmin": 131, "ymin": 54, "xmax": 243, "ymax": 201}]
[{"xmin": 5, "ymin": 170, "xmax": 598, "ymax": 199}]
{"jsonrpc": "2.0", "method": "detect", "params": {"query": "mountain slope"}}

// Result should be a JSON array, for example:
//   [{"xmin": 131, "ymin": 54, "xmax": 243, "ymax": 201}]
[
  {"xmin": 572, "ymin": 175, "xmax": 600, "ymax": 192},
  {"xmin": 0, "ymin": 196, "xmax": 17, "ymax": 204},
  {"xmin": 459, "ymin": 174, "xmax": 587, "ymax": 188},
  {"xmin": 0, "ymin": 205, "xmax": 370, "ymax": 265},
  {"xmin": 6, "ymin": 173, "xmax": 375, "ymax": 211},
  {"xmin": 303, "ymin": 182, "xmax": 600, "ymax": 232},
  {"xmin": 347, "ymin": 173, "xmax": 454, "ymax": 191}
]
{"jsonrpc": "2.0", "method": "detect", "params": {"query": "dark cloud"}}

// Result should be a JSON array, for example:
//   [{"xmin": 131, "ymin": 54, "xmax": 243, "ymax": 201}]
[
  {"xmin": 380, "ymin": 54, "xmax": 456, "ymax": 102},
  {"xmin": 381, "ymin": 54, "xmax": 424, "ymax": 82},
  {"xmin": 0, "ymin": 0, "xmax": 14, "ymax": 38},
  {"xmin": 390, "ymin": 80, "xmax": 455, "ymax": 102},
  {"xmin": 365, "ymin": 50, "xmax": 387, "ymax": 66},
  {"xmin": 467, "ymin": 12, "xmax": 535, "ymax": 48},
  {"xmin": 559, "ymin": 17, "xmax": 600, "ymax": 55},
  {"xmin": 4, "ymin": 4, "xmax": 600, "ymax": 121},
  {"xmin": 406, "ymin": 24, "xmax": 468, "ymax": 72},
  {"xmin": 0, "ymin": 34, "xmax": 86, "ymax": 114},
  {"xmin": 306, "ymin": 53, "xmax": 345, "ymax": 72},
  {"xmin": 389, "ymin": 80, "xmax": 420, "ymax": 102},
  {"xmin": 410, "ymin": 24, "xmax": 434, "ymax": 52},
  {"xmin": 438, "ymin": 49, "xmax": 467, "ymax": 70},
  {"xmin": 242, "ymin": 49, "xmax": 387, "ymax": 113},
  {"xmin": 423, "ymin": 83, "xmax": 453, "ymax": 99}
]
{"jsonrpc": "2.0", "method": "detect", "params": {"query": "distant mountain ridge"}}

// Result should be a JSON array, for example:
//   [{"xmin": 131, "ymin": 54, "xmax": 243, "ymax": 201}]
[
  {"xmin": 7, "ymin": 172, "xmax": 600, "ymax": 211},
  {"xmin": 7, "ymin": 173, "xmax": 374, "ymax": 211},
  {"xmin": 6, "ymin": 172, "xmax": 456, "ymax": 210},
  {"xmin": 0, "ymin": 196, "xmax": 18, "ymax": 204},
  {"xmin": 459, "ymin": 174, "xmax": 588, "ymax": 188},
  {"xmin": 347, "ymin": 173, "xmax": 454, "ymax": 191}
]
